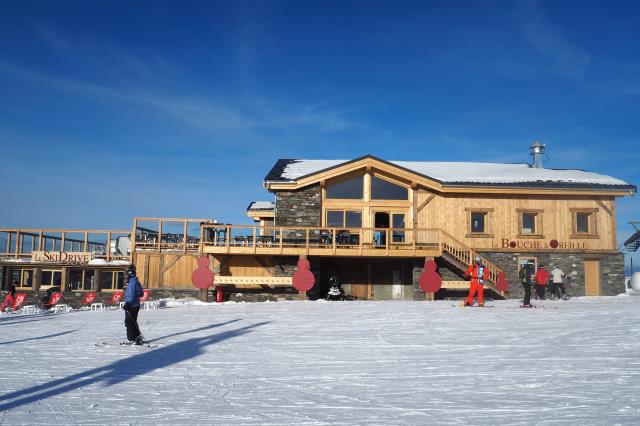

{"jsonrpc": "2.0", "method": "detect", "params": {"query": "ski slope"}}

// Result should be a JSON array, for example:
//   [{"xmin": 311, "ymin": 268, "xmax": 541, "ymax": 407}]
[{"xmin": 1, "ymin": 297, "xmax": 639, "ymax": 425}]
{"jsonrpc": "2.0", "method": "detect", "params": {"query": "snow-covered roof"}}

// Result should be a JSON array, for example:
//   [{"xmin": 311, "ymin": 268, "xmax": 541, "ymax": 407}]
[
  {"xmin": 264, "ymin": 156, "xmax": 635, "ymax": 190},
  {"xmin": 247, "ymin": 201, "xmax": 275, "ymax": 211}
]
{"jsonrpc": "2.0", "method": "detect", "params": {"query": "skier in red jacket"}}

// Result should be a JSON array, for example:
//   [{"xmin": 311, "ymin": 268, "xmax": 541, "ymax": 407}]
[
  {"xmin": 533, "ymin": 264, "xmax": 550, "ymax": 300},
  {"xmin": 464, "ymin": 256, "xmax": 490, "ymax": 307}
]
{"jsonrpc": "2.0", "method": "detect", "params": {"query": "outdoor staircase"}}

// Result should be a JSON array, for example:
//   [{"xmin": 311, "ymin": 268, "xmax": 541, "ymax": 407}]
[{"xmin": 438, "ymin": 230, "xmax": 505, "ymax": 299}]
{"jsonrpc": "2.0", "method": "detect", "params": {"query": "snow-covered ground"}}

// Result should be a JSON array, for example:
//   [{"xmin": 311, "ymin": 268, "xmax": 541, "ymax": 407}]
[{"xmin": 1, "ymin": 297, "xmax": 639, "ymax": 425}]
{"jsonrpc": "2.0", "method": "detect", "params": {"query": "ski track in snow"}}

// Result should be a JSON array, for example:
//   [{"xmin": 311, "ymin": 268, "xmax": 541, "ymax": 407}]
[{"xmin": 0, "ymin": 297, "xmax": 639, "ymax": 425}]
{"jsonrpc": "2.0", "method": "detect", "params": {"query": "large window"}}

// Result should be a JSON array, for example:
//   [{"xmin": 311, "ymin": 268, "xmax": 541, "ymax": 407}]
[
  {"xmin": 99, "ymin": 270, "xmax": 125, "ymax": 291},
  {"xmin": 518, "ymin": 210, "xmax": 543, "ymax": 237},
  {"xmin": 371, "ymin": 176, "xmax": 408, "ymax": 200},
  {"xmin": 11, "ymin": 268, "xmax": 33, "ymax": 289},
  {"xmin": 40, "ymin": 269, "xmax": 62, "ymax": 290},
  {"xmin": 466, "ymin": 209, "xmax": 493, "ymax": 237},
  {"xmin": 67, "ymin": 268, "xmax": 96, "ymax": 291},
  {"xmin": 325, "ymin": 175, "xmax": 363, "ymax": 199},
  {"xmin": 392, "ymin": 213, "xmax": 406, "ymax": 242},
  {"xmin": 327, "ymin": 210, "xmax": 362, "ymax": 228},
  {"xmin": 571, "ymin": 208, "xmax": 598, "ymax": 237}
]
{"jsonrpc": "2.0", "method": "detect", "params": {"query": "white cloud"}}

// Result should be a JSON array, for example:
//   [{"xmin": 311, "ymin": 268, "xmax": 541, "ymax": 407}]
[
  {"xmin": 514, "ymin": 0, "xmax": 591, "ymax": 76},
  {"xmin": 33, "ymin": 27, "xmax": 73, "ymax": 55},
  {"xmin": 0, "ymin": 60, "xmax": 366, "ymax": 137}
]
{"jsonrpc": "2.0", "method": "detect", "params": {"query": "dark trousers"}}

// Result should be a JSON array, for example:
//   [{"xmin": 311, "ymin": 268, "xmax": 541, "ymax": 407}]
[
  {"xmin": 535, "ymin": 284, "xmax": 546, "ymax": 300},
  {"xmin": 522, "ymin": 283, "xmax": 532, "ymax": 306},
  {"xmin": 124, "ymin": 306, "xmax": 141, "ymax": 341},
  {"xmin": 551, "ymin": 282, "xmax": 566, "ymax": 299}
]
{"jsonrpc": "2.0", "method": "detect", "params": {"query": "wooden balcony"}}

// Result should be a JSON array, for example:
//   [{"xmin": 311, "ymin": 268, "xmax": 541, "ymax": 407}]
[
  {"xmin": 0, "ymin": 228, "xmax": 131, "ymax": 262},
  {"xmin": 200, "ymin": 224, "xmax": 442, "ymax": 258}
]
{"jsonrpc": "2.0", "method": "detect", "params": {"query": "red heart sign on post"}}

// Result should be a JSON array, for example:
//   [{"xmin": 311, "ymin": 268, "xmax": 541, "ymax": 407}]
[
  {"xmin": 292, "ymin": 258, "xmax": 315, "ymax": 292},
  {"xmin": 419, "ymin": 259, "xmax": 442, "ymax": 293},
  {"xmin": 496, "ymin": 271, "xmax": 509, "ymax": 292},
  {"xmin": 192, "ymin": 256, "xmax": 214, "ymax": 289}
]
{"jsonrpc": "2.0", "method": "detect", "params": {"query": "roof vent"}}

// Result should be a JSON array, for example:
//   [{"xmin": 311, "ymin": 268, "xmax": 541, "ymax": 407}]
[{"xmin": 529, "ymin": 141, "xmax": 546, "ymax": 168}]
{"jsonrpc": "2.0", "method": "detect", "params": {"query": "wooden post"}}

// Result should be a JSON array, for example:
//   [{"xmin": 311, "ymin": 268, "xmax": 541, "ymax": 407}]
[
  {"xmin": 158, "ymin": 220, "xmax": 162, "ymax": 253},
  {"xmin": 253, "ymin": 226, "xmax": 257, "ymax": 254},
  {"xmin": 183, "ymin": 220, "xmax": 188, "ymax": 254},
  {"xmin": 15, "ymin": 231, "xmax": 20, "ymax": 259},
  {"xmin": 305, "ymin": 228, "xmax": 309, "ymax": 256},
  {"xmin": 332, "ymin": 228, "xmax": 336, "ymax": 254},
  {"xmin": 106, "ymin": 232, "xmax": 112, "ymax": 262},
  {"xmin": 131, "ymin": 218, "xmax": 138, "ymax": 258},
  {"xmin": 425, "ymin": 256, "xmax": 435, "ymax": 301}
]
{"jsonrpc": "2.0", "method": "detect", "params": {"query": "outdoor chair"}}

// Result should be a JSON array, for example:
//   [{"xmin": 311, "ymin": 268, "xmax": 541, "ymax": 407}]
[
  {"xmin": 43, "ymin": 291, "xmax": 63, "ymax": 310},
  {"xmin": 80, "ymin": 291, "xmax": 104, "ymax": 311},
  {"xmin": 12, "ymin": 293, "xmax": 35, "ymax": 314},
  {"xmin": 105, "ymin": 290, "xmax": 124, "ymax": 310},
  {"xmin": 42, "ymin": 292, "xmax": 71, "ymax": 313},
  {"xmin": 140, "ymin": 289, "xmax": 158, "ymax": 310}
]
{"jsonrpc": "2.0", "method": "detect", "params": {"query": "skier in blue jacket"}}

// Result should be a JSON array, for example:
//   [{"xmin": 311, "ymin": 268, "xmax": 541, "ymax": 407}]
[{"xmin": 123, "ymin": 264, "xmax": 144, "ymax": 344}]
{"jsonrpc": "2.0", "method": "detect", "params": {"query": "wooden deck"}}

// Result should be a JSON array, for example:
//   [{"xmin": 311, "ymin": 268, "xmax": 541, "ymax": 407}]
[{"xmin": 199, "ymin": 225, "xmax": 442, "ymax": 258}]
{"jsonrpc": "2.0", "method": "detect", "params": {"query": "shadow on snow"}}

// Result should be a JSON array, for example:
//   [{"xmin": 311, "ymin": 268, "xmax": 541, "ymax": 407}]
[
  {"xmin": 0, "ymin": 329, "xmax": 78, "ymax": 345},
  {"xmin": 0, "ymin": 320, "xmax": 269, "ymax": 412}
]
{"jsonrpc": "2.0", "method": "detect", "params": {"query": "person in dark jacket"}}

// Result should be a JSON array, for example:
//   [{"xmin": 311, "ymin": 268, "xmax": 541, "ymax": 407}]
[
  {"xmin": 123, "ymin": 265, "xmax": 144, "ymax": 344},
  {"xmin": 1, "ymin": 280, "xmax": 17, "ymax": 312},
  {"xmin": 519, "ymin": 262, "xmax": 534, "ymax": 308}
]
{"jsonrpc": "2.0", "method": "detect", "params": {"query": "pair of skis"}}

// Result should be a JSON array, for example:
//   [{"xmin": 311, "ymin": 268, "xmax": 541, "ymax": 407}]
[
  {"xmin": 95, "ymin": 340, "xmax": 157, "ymax": 348},
  {"xmin": 95, "ymin": 307, "xmax": 155, "ymax": 348}
]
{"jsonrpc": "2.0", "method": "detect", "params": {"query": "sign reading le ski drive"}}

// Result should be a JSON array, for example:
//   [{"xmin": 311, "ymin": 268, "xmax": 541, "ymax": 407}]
[{"xmin": 32, "ymin": 251, "xmax": 92, "ymax": 264}]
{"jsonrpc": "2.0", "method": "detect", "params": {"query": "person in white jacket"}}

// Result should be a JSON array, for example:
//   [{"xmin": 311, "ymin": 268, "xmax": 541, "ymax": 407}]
[{"xmin": 550, "ymin": 266, "xmax": 567, "ymax": 300}]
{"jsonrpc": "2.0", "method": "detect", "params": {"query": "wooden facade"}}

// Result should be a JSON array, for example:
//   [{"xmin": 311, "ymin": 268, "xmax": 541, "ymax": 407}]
[{"xmin": 1, "ymin": 156, "xmax": 635, "ymax": 300}]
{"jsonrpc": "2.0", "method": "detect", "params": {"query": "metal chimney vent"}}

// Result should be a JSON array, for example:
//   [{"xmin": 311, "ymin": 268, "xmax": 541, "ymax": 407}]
[{"xmin": 529, "ymin": 141, "xmax": 546, "ymax": 168}]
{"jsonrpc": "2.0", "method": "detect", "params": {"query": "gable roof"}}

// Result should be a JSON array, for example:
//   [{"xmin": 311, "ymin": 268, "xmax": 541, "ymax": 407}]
[{"xmin": 264, "ymin": 155, "xmax": 636, "ymax": 193}]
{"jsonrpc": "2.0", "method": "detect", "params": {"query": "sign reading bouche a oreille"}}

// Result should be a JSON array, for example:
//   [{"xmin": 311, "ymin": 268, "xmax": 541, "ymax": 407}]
[
  {"xmin": 32, "ymin": 251, "xmax": 92, "ymax": 263},
  {"xmin": 500, "ymin": 238, "xmax": 588, "ymax": 250}
]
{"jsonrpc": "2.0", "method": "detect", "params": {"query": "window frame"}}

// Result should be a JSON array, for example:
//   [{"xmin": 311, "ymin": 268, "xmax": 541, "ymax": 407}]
[
  {"xmin": 465, "ymin": 208, "xmax": 494, "ymax": 238},
  {"xmin": 370, "ymin": 175, "xmax": 409, "ymax": 201},
  {"xmin": 325, "ymin": 210, "xmax": 363, "ymax": 228},
  {"xmin": 324, "ymin": 174, "xmax": 364, "ymax": 200},
  {"xmin": 570, "ymin": 208, "xmax": 599, "ymax": 239},
  {"xmin": 39, "ymin": 269, "xmax": 63, "ymax": 290},
  {"xmin": 517, "ymin": 209, "xmax": 544, "ymax": 238},
  {"xmin": 67, "ymin": 268, "xmax": 96, "ymax": 292},
  {"xmin": 99, "ymin": 270, "xmax": 125, "ymax": 292},
  {"xmin": 12, "ymin": 268, "xmax": 34, "ymax": 290}
]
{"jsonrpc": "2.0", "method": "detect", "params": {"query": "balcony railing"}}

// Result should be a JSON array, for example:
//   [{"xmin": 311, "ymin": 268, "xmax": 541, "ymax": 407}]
[
  {"xmin": 198, "ymin": 224, "xmax": 443, "ymax": 257},
  {"xmin": 0, "ymin": 229, "xmax": 131, "ymax": 261},
  {"xmin": 132, "ymin": 217, "xmax": 211, "ymax": 253}
]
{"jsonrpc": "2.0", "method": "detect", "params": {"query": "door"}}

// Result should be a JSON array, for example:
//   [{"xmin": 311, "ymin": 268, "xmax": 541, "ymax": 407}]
[
  {"xmin": 584, "ymin": 259, "xmax": 601, "ymax": 296},
  {"xmin": 349, "ymin": 261, "xmax": 371, "ymax": 300},
  {"xmin": 373, "ymin": 211, "xmax": 407, "ymax": 246}
]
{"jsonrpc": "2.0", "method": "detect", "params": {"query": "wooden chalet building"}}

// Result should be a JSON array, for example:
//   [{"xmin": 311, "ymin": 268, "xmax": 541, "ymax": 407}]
[
  {"xmin": 1, "ymin": 147, "xmax": 636, "ymax": 303},
  {"xmin": 201, "ymin": 151, "xmax": 636, "ymax": 300}
]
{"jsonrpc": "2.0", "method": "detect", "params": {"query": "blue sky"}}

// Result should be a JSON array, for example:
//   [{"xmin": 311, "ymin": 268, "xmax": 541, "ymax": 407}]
[{"xmin": 1, "ymin": 1, "xmax": 639, "ymax": 268}]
